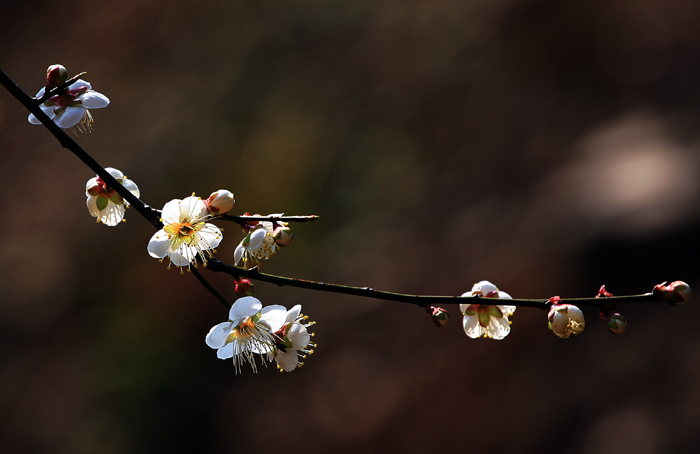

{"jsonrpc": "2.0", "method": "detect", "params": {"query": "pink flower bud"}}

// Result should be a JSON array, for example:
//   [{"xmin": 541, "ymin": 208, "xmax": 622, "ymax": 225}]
[
  {"xmin": 204, "ymin": 189, "xmax": 235, "ymax": 215},
  {"xmin": 273, "ymin": 225, "xmax": 294, "ymax": 247},
  {"xmin": 426, "ymin": 306, "xmax": 450, "ymax": 328},
  {"xmin": 605, "ymin": 312, "xmax": 627, "ymax": 335},
  {"xmin": 45, "ymin": 64, "xmax": 68, "ymax": 90},
  {"xmin": 548, "ymin": 304, "xmax": 585, "ymax": 338},
  {"xmin": 653, "ymin": 281, "xmax": 692, "ymax": 306},
  {"xmin": 234, "ymin": 278, "xmax": 255, "ymax": 297}
]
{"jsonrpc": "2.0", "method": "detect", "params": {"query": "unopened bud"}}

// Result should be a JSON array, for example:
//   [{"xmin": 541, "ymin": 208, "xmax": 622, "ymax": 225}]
[
  {"xmin": 234, "ymin": 278, "xmax": 255, "ymax": 297},
  {"xmin": 273, "ymin": 225, "xmax": 294, "ymax": 246},
  {"xmin": 548, "ymin": 304, "xmax": 585, "ymax": 339},
  {"xmin": 45, "ymin": 64, "xmax": 68, "ymax": 90},
  {"xmin": 426, "ymin": 306, "xmax": 450, "ymax": 328},
  {"xmin": 605, "ymin": 312, "xmax": 627, "ymax": 335},
  {"xmin": 653, "ymin": 281, "xmax": 692, "ymax": 306},
  {"xmin": 204, "ymin": 189, "xmax": 235, "ymax": 215}
]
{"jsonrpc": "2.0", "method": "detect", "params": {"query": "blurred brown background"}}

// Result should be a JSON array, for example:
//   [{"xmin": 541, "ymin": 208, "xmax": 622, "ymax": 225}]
[{"xmin": 2, "ymin": 0, "xmax": 700, "ymax": 453}]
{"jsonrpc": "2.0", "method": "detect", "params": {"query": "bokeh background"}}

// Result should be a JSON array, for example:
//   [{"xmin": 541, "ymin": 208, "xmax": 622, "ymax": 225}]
[{"xmin": 2, "ymin": 0, "xmax": 700, "ymax": 453}]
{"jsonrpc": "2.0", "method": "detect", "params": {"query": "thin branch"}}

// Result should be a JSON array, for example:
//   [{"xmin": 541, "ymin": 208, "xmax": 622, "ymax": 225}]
[
  {"xmin": 204, "ymin": 258, "xmax": 659, "ymax": 310},
  {"xmin": 219, "ymin": 214, "xmax": 320, "ymax": 223},
  {"xmin": 191, "ymin": 268, "xmax": 232, "ymax": 309}
]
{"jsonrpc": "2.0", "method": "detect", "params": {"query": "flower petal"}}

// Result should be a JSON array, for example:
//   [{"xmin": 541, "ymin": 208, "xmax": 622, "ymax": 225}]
[
  {"xmin": 99, "ymin": 202, "xmax": 125, "ymax": 226},
  {"xmin": 499, "ymin": 305, "xmax": 516, "ymax": 316},
  {"xmin": 68, "ymin": 80, "xmax": 91, "ymax": 90},
  {"xmin": 160, "ymin": 199, "xmax": 183, "ymax": 224},
  {"xmin": 233, "ymin": 243, "xmax": 244, "ymax": 265},
  {"xmin": 486, "ymin": 315, "xmax": 511, "ymax": 340},
  {"xmin": 198, "ymin": 224, "xmax": 222, "ymax": 249},
  {"xmin": 285, "ymin": 305, "xmax": 302, "ymax": 324},
  {"xmin": 275, "ymin": 350, "xmax": 299, "ymax": 372},
  {"xmin": 462, "ymin": 314, "xmax": 485, "ymax": 339},
  {"xmin": 54, "ymin": 106, "xmax": 86, "ymax": 128},
  {"xmin": 180, "ymin": 196, "xmax": 207, "ymax": 219},
  {"xmin": 206, "ymin": 322, "xmax": 233, "ymax": 349},
  {"xmin": 28, "ymin": 113, "xmax": 42, "ymax": 125},
  {"xmin": 80, "ymin": 91, "xmax": 110, "ymax": 108},
  {"xmin": 228, "ymin": 296, "xmax": 262, "ymax": 323},
  {"xmin": 217, "ymin": 343, "xmax": 234, "ymax": 360},
  {"xmin": 169, "ymin": 248, "xmax": 196, "ymax": 266},
  {"xmin": 85, "ymin": 177, "xmax": 99, "ymax": 195},
  {"xmin": 287, "ymin": 323, "xmax": 310, "ymax": 349},
  {"xmin": 86, "ymin": 196, "xmax": 100, "ymax": 217},
  {"xmin": 123, "ymin": 178, "xmax": 140, "ymax": 198},
  {"xmin": 473, "ymin": 281, "xmax": 498, "ymax": 296},
  {"xmin": 147, "ymin": 230, "xmax": 171, "ymax": 259},
  {"xmin": 260, "ymin": 305, "xmax": 288, "ymax": 332},
  {"xmin": 249, "ymin": 228, "xmax": 266, "ymax": 249}
]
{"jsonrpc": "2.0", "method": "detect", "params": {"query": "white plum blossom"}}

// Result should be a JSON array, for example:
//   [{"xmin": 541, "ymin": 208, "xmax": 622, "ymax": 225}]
[
  {"xmin": 147, "ymin": 195, "xmax": 222, "ymax": 271},
  {"xmin": 548, "ymin": 304, "xmax": 585, "ymax": 338},
  {"xmin": 234, "ymin": 219, "xmax": 278, "ymax": 268},
  {"xmin": 29, "ymin": 79, "xmax": 109, "ymax": 137},
  {"xmin": 265, "ymin": 304, "xmax": 316, "ymax": 372},
  {"xmin": 459, "ymin": 280, "xmax": 516, "ymax": 340},
  {"xmin": 85, "ymin": 167, "xmax": 139, "ymax": 226},
  {"xmin": 205, "ymin": 297, "xmax": 287, "ymax": 373}
]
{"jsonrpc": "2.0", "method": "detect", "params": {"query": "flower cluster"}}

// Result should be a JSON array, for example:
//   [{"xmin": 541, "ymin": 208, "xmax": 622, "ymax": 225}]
[
  {"xmin": 234, "ymin": 215, "xmax": 294, "ymax": 269},
  {"xmin": 85, "ymin": 167, "xmax": 139, "ymax": 225},
  {"xmin": 460, "ymin": 281, "xmax": 516, "ymax": 340},
  {"xmin": 205, "ymin": 297, "xmax": 315, "ymax": 373},
  {"xmin": 28, "ymin": 65, "xmax": 109, "ymax": 137}
]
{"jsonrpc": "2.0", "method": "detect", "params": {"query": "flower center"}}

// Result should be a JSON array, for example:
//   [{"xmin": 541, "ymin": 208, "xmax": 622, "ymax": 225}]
[
  {"xmin": 176, "ymin": 222, "xmax": 195, "ymax": 236},
  {"xmin": 49, "ymin": 86, "xmax": 88, "ymax": 108},
  {"xmin": 92, "ymin": 177, "xmax": 116, "ymax": 198}
]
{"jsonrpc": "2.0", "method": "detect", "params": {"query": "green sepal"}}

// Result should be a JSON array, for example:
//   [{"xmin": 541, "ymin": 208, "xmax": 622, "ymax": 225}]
[
  {"xmin": 96, "ymin": 195, "xmax": 109, "ymax": 211},
  {"xmin": 488, "ymin": 306, "xmax": 503, "ymax": 318},
  {"xmin": 110, "ymin": 193, "xmax": 124, "ymax": 205},
  {"xmin": 242, "ymin": 233, "xmax": 251, "ymax": 247},
  {"xmin": 478, "ymin": 312, "xmax": 491, "ymax": 328}
]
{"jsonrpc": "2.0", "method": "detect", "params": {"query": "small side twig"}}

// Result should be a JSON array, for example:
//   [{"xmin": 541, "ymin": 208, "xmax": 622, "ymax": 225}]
[
  {"xmin": 191, "ymin": 268, "xmax": 231, "ymax": 309},
  {"xmin": 219, "ymin": 214, "xmax": 320, "ymax": 224}
]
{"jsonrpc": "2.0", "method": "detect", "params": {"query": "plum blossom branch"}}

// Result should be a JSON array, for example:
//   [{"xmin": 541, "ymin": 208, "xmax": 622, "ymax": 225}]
[
  {"xmin": 0, "ymin": 68, "xmax": 162, "ymax": 229},
  {"xmin": 0, "ymin": 66, "xmax": 687, "ymax": 326}
]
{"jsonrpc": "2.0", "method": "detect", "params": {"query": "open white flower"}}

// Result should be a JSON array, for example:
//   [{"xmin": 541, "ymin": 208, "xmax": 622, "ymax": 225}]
[
  {"xmin": 147, "ymin": 195, "xmax": 222, "ymax": 271},
  {"xmin": 266, "ymin": 304, "xmax": 316, "ymax": 372},
  {"xmin": 29, "ymin": 79, "xmax": 109, "ymax": 137},
  {"xmin": 205, "ymin": 297, "xmax": 287, "ymax": 373},
  {"xmin": 85, "ymin": 167, "xmax": 139, "ymax": 226},
  {"xmin": 459, "ymin": 280, "xmax": 516, "ymax": 340},
  {"xmin": 233, "ymin": 219, "xmax": 278, "ymax": 268}
]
